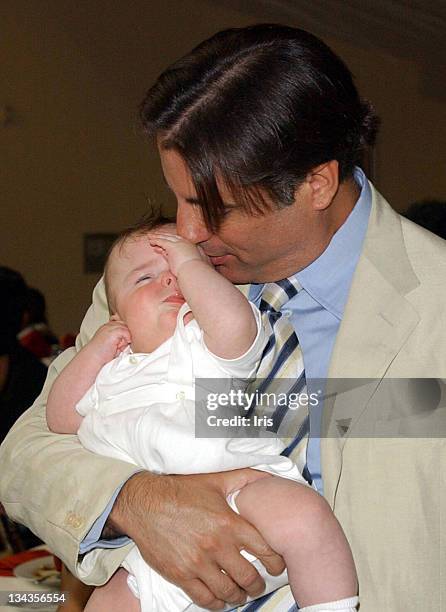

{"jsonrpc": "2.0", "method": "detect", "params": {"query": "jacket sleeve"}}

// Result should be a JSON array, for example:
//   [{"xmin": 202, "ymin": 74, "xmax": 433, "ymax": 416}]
[{"xmin": 0, "ymin": 279, "xmax": 137, "ymax": 584}]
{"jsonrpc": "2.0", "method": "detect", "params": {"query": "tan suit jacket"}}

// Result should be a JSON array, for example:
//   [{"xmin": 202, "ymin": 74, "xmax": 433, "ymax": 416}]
[
  {"xmin": 0, "ymin": 184, "xmax": 445, "ymax": 610},
  {"xmin": 320, "ymin": 187, "xmax": 446, "ymax": 610}
]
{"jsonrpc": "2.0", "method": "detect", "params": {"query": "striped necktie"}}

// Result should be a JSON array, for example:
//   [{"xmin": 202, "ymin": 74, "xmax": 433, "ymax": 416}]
[
  {"xmin": 239, "ymin": 280, "xmax": 312, "ymax": 612},
  {"xmin": 250, "ymin": 278, "xmax": 310, "ymax": 451},
  {"xmin": 257, "ymin": 278, "xmax": 303, "ymax": 380}
]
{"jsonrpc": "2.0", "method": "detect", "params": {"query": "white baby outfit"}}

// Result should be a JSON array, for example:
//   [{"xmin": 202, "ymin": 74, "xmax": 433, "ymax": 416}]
[{"xmin": 77, "ymin": 304, "xmax": 306, "ymax": 611}]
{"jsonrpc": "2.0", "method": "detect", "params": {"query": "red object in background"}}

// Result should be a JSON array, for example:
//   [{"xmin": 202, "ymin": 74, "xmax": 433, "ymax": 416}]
[
  {"xmin": 18, "ymin": 328, "xmax": 52, "ymax": 358},
  {"xmin": 60, "ymin": 333, "xmax": 76, "ymax": 350},
  {"xmin": 0, "ymin": 549, "xmax": 51, "ymax": 576},
  {"xmin": 18, "ymin": 326, "xmax": 77, "ymax": 359}
]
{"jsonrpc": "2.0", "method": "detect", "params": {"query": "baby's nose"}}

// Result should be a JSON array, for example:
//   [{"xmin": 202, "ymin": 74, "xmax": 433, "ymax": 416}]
[{"xmin": 161, "ymin": 271, "xmax": 178, "ymax": 288}]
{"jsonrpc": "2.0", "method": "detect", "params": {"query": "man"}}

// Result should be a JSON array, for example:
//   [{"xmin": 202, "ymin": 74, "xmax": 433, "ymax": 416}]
[{"xmin": 1, "ymin": 24, "xmax": 445, "ymax": 611}]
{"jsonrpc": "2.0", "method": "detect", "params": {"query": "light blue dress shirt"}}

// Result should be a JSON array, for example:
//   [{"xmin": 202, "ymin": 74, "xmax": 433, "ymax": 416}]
[
  {"xmin": 249, "ymin": 167, "xmax": 371, "ymax": 492},
  {"xmin": 80, "ymin": 167, "xmax": 371, "ymax": 553}
]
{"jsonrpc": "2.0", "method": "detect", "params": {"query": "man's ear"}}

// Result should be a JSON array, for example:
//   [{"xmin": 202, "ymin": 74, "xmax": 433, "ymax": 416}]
[{"xmin": 306, "ymin": 160, "xmax": 339, "ymax": 211}]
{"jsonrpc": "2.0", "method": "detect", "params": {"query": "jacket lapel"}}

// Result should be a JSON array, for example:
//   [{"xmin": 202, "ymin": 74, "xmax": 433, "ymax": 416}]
[{"xmin": 322, "ymin": 186, "xmax": 420, "ymax": 506}]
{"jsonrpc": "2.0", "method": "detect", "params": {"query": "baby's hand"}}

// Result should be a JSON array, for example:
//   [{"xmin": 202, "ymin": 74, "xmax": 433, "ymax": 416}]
[
  {"xmin": 89, "ymin": 316, "xmax": 132, "ymax": 363},
  {"xmin": 148, "ymin": 232, "xmax": 210, "ymax": 276}
]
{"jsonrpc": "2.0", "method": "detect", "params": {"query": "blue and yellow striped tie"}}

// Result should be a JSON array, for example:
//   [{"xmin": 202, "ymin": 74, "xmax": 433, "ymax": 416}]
[
  {"xmin": 240, "ymin": 279, "xmax": 311, "ymax": 612},
  {"xmin": 252, "ymin": 279, "xmax": 309, "ymax": 446}
]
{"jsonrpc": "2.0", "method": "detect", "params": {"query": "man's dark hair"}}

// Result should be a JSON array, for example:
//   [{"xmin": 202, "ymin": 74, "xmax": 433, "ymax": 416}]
[
  {"xmin": 140, "ymin": 23, "xmax": 379, "ymax": 229},
  {"xmin": 404, "ymin": 200, "xmax": 446, "ymax": 240}
]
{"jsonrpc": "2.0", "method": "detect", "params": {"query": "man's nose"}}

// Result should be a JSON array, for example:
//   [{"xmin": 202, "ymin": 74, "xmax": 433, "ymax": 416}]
[{"xmin": 176, "ymin": 201, "xmax": 212, "ymax": 244}]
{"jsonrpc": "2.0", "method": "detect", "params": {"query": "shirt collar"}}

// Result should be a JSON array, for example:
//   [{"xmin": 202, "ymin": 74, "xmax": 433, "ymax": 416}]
[
  {"xmin": 296, "ymin": 166, "xmax": 371, "ymax": 319},
  {"xmin": 249, "ymin": 167, "xmax": 372, "ymax": 319}
]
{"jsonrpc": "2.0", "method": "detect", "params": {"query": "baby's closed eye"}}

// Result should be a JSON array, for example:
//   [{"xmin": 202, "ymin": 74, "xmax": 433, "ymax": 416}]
[{"xmin": 136, "ymin": 275, "xmax": 152, "ymax": 284}]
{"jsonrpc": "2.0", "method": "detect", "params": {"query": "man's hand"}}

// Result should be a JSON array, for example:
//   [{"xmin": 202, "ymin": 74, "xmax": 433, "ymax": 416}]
[{"xmin": 109, "ymin": 469, "xmax": 285, "ymax": 609}]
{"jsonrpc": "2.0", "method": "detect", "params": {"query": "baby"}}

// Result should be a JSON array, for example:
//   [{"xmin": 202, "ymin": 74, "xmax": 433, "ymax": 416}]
[{"xmin": 47, "ymin": 216, "xmax": 358, "ymax": 612}]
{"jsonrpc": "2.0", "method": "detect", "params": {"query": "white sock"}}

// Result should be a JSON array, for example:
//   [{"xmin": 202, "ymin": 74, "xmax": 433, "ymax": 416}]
[{"xmin": 299, "ymin": 595, "xmax": 359, "ymax": 612}]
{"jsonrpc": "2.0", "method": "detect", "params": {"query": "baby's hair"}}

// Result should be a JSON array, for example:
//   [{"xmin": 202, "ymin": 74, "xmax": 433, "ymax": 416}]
[{"xmin": 104, "ymin": 210, "xmax": 175, "ymax": 313}]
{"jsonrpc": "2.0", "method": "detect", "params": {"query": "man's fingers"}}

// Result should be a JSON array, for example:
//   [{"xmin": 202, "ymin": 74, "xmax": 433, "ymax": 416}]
[
  {"xmin": 181, "ymin": 578, "xmax": 226, "ymax": 610},
  {"xmin": 240, "ymin": 529, "xmax": 285, "ymax": 577},
  {"xmin": 219, "ymin": 550, "xmax": 265, "ymax": 599},
  {"xmin": 252, "ymin": 548, "xmax": 285, "ymax": 577},
  {"xmin": 200, "ymin": 562, "xmax": 247, "ymax": 606},
  {"xmin": 117, "ymin": 472, "xmax": 282, "ymax": 608}
]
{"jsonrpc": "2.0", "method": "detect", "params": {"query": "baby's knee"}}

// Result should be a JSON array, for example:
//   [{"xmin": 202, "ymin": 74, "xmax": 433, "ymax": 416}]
[
  {"xmin": 271, "ymin": 480, "xmax": 332, "ymax": 542},
  {"xmin": 237, "ymin": 476, "xmax": 334, "ymax": 554}
]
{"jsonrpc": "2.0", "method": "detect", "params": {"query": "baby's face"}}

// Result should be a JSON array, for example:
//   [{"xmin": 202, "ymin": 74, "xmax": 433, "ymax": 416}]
[{"xmin": 108, "ymin": 225, "xmax": 185, "ymax": 352}]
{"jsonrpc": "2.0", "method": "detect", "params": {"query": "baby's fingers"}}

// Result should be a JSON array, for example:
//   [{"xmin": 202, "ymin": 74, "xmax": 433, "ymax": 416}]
[
  {"xmin": 149, "ymin": 231, "xmax": 180, "ymax": 241},
  {"xmin": 148, "ymin": 233, "xmax": 183, "ymax": 250},
  {"xmin": 196, "ymin": 245, "xmax": 212, "ymax": 265},
  {"xmin": 115, "ymin": 328, "xmax": 131, "ymax": 352},
  {"xmin": 108, "ymin": 321, "xmax": 131, "ymax": 338},
  {"xmin": 116, "ymin": 338, "xmax": 131, "ymax": 354},
  {"xmin": 109, "ymin": 314, "xmax": 125, "ymax": 323}
]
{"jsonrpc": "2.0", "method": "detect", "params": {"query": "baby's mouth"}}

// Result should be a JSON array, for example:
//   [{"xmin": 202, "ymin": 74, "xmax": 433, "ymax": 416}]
[{"xmin": 163, "ymin": 294, "xmax": 185, "ymax": 305}]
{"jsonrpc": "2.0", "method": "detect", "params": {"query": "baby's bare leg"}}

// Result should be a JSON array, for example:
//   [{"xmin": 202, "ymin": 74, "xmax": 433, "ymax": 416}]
[
  {"xmin": 235, "ymin": 475, "xmax": 358, "ymax": 609},
  {"xmin": 84, "ymin": 568, "xmax": 140, "ymax": 612}
]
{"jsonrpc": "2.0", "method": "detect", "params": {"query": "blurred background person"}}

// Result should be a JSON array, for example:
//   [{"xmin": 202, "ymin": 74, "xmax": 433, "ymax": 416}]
[
  {"xmin": 0, "ymin": 266, "xmax": 47, "ymax": 552},
  {"xmin": 0, "ymin": 267, "xmax": 47, "ymax": 444},
  {"xmin": 18, "ymin": 286, "xmax": 60, "ymax": 363}
]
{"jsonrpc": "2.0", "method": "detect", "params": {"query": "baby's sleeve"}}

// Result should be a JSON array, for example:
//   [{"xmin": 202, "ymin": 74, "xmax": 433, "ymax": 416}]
[
  {"xmin": 75, "ymin": 385, "xmax": 99, "ymax": 417},
  {"xmin": 201, "ymin": 303, "xmax": 267, "ymax": 379}
]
